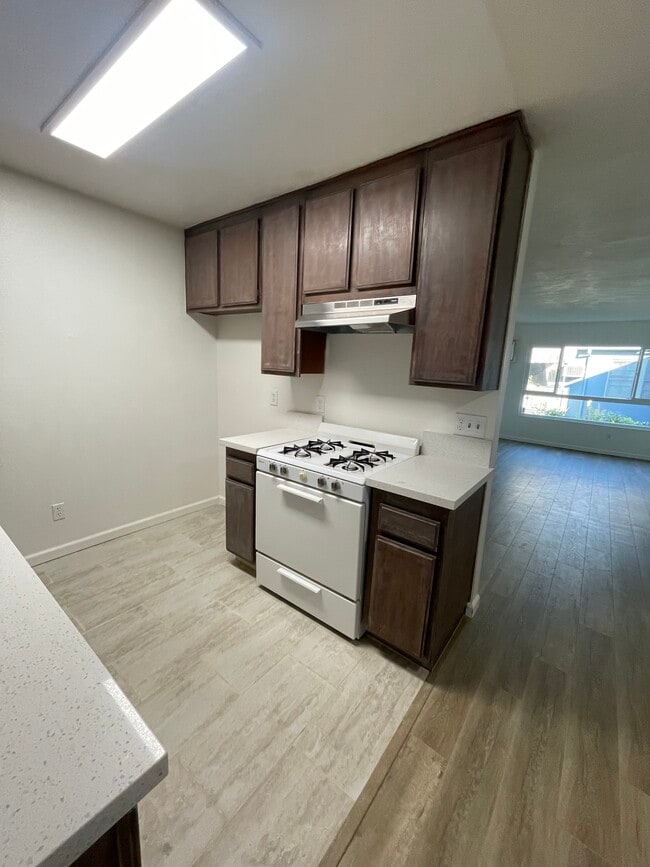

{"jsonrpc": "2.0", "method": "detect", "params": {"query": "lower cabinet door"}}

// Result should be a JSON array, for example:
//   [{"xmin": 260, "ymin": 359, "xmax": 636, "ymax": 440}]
[
  {"xmin": 367, "ymin": 535, "xmax": 435, "ymax": 659},
  {"xmin": 225, "ymin": 478, "xmax": 255, "ymax": 564}
]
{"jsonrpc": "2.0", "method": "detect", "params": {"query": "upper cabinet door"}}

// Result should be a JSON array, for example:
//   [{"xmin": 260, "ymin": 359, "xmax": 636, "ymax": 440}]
[
  {"xmin": 185, "ymin": 230, "xmax": 218, "ymax": 309},
  {"xmin": 219, "ymin": 218, "xmax": 259, "ymax": 307},
  {"xmin": 410, "ymin": 138, "xmax": 507, "ymax": 388},
  {"xmin": 261, "ymin": 204, "xmax": 300, "ymax": 374},
  {"xmin": 302, "ymin": 189, "xmax": 353, "ymax": 296},
  {"xmin": 351, "ymin": 165, "xmax": 420, "ymax": 290}
]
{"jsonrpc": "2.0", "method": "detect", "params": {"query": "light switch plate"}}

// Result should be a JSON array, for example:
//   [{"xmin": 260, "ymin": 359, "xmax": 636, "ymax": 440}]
[
  {"xmin": 455, "ymin": 413, "xmax": 487, "ymax": 438},
  {"xmin": 269, "ymin": 389, "xmax": 279, "ymax": 407},
  {"xmin": 314, "ymin": 395, "xmax": 325, "ymax": 414}
]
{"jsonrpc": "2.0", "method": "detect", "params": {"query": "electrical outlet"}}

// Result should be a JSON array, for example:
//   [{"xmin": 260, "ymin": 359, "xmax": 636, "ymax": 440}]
[
  {"xmin": 52, "ymin": 502, "xmax": 66, "ymax": 521},
  {"xmin": 269, "ymin": 389, "xmax": 279, "ymax": 407},
  {"xmin": 455, "ymin": 413, "xmax": 487, "ymax": 438},
  {"xmin": 314, "ymin": 395, "xmax": 325, "ymax": 414}
]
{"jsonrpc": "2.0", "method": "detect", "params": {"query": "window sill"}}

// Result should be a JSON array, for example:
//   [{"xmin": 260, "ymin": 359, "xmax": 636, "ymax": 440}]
[{"xmin": 517, "ymin": 412, "xmax": 650, "ymax": 433}]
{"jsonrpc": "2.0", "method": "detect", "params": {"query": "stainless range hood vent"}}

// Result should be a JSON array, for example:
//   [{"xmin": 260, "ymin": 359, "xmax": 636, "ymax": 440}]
[{"xmin": 295, "ymin": 295, "xmax": 416, "ymax": 334}]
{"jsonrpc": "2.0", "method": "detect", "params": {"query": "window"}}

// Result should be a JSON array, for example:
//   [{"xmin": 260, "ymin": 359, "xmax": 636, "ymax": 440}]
[{"xmin": 521, "ymin": 345, "xmax": 650, "ymax": 429}]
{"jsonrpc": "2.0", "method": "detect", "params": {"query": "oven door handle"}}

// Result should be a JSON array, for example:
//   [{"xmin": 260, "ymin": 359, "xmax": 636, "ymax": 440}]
[
  {"xmin": 277, "ymin": 567, "xmax": 322, "ymax": 594},
  {"xmin": 275, "ymin": 483, "xmax": 324, "ymax": 504}
]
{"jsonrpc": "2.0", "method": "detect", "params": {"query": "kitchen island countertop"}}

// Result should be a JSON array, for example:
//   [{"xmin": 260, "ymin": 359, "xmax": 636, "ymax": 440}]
[
  {"xmin": 367, "ymin": 454, "xmax": 493, "ymax": 510},
  {"xmin": 0, "ymin": 525, "xmax": 167, "ymax": 867}
]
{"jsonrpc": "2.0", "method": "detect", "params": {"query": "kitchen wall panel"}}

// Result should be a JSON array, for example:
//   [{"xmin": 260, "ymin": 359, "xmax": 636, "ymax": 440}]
[{"xmin": 0, "ymin": 169, "xmax": 220, "ymax": 557}]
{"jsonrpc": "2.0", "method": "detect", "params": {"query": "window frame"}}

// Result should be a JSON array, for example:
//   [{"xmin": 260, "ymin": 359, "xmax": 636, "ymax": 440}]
[{"xmin": 519, "ymin": 344, "xmax": 650, "ymax": 428}]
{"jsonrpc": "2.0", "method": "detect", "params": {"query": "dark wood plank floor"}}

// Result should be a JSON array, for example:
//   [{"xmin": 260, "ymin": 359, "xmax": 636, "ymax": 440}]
[{"xmin": 329, "ymin": 440, "xmax": 650, "ymax": 867}]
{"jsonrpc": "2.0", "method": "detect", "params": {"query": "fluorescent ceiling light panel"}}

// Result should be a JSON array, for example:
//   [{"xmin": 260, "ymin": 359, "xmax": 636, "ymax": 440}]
[{"xmin": 50, "ymin": 0, "xmax": 247, "ymax": 158}]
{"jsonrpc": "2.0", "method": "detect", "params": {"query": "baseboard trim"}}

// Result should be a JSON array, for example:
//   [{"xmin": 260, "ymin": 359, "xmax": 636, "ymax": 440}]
[
  {"xmin": 501, "ymin": 435, "xmax": 649, "ymax": 462},
  {"xmin": 26, "ymin": 495, "xmax": 225, "ymax": 566},
  {"xmin": 465, "ymin": 593, "xmax": 481, "ymax": 618}
]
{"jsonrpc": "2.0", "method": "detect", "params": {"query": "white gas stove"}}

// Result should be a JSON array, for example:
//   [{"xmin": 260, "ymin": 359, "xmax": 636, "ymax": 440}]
[{"xmin": 255, "ymin": 424, "xmax": 420, "ymax": 638}]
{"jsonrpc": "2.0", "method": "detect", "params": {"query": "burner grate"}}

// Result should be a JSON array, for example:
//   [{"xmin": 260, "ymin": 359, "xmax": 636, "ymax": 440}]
[
  {"xmin": 350, "ymin": 448, "xmax": 395, "ymax": 465},
  {"xmin": 280, "ymin": 443, "xmax": 324, "ymax": 458},
  {"xmin": 327, "ymin": 456, "xmax": 368, "ymax": 472}
]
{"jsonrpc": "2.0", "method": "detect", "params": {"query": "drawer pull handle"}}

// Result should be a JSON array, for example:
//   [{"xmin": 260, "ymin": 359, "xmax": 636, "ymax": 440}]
[
  {"xmin": 276, "ymin": 483, "xmax": 323, "ymax": 504},
  {"xmin": 277, "ymin": 567, "xmax": 322, "ymax": 594}
]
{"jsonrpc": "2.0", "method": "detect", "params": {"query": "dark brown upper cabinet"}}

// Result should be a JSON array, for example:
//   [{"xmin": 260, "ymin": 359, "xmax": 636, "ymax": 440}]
[
  {"xmin": 302, "ymin": 189, "xmax": 353, "ymax": 296},
  {"xmin": 351, "ymin": 164, "xmax": 420, "ymax": 291},
  {"xmin": 185, "ymin": 230, "xmax": 219, "ymax": 309},
  {"xmin": 260, "ymin": 203, "xmax": 326, "ymax": 376},
  {"xmin": 218, "ymin": 218, "xmax": 259, "ymax": 307},
  {"xmin": 410, "ymin": 117, "xmax": 531, "ymax": 390},
  {"xmin": 185, "ymin": 112, "xmax": 531, "ymax": 388}
]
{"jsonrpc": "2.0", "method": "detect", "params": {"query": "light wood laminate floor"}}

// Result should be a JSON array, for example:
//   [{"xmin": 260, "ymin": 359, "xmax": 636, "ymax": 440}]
[
  {"xmin": 327, "ymin": 441, "xmax": 650, "ymax": 867},
  {"xmin": 37, "ymin": 508, "xmax": 426, "ymax": 866}
]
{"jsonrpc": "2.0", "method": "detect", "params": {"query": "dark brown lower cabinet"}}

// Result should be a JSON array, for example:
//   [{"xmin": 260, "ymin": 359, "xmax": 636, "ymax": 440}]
[
  {"xmin": 225, "ymin": 448, "xmax": 256, "ymax": 564},
  {"xmin": 367, "ymin": 537, "xmax": 436, "ymax": 659},
  {"xmin": 363, "ymin": 485, "xmax": 485, "ymax": 668},
  {"xmin": 71, "ymin": 808, "xmax": 141, "ymax": 867}
]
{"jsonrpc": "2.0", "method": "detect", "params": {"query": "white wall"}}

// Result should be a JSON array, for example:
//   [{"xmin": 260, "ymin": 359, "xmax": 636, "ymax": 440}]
[
  {"xmin": 214, "ymin": 314, "xmax": 504, "ymax": 495},
  {"xmin": 0, "ymin": 169, "xmax": 220, "ymax": 557},
  {"xmin": 501, "ymin": 320, "xmax": 650, "ymax": 460}
]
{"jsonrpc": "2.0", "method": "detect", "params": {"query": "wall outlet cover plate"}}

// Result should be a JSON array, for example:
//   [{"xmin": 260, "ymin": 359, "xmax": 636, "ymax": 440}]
[
  {"xmin": 52, "ymin": 503, "xmax": 66, "ymax": 521},
  {"xmin": 455, "ymin": 413, "xmax": 487, "ymax": 439}
]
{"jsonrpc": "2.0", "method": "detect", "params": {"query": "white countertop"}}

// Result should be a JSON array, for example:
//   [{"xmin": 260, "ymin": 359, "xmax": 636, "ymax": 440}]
[
  {"xmin": 0, "ymin": 526, "xmax": 167, "ymax": 867},
  {"xmin": 219, "ymin": 427, "xmax": 315, "ymax": 455},
  {"xmin": 367, "ymin": 454, "xmax": 492, "ymax": 510}
]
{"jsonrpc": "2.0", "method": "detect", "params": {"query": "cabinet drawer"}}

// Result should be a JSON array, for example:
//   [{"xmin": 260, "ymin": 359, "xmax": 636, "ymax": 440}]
[
  {"xmin": 256, "ymin": 553, "xmax": 360, "ymax": 639},
  {"xmin": 378, "ymin": 504, "xmax": 439, "ymax": 552},
  {"xmin": 226, "ymin": 456, "xmax": 255, "ymax": 486}
]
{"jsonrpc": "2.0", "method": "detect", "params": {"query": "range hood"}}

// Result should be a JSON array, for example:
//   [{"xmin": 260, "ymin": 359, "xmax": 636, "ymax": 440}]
[{"xmin": 295, "ymin": 295, "xmax": 416, "ymax": 334}]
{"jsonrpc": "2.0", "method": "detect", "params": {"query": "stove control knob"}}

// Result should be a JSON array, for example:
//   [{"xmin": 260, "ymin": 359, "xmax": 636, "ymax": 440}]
[
  {"xmin": 269, "ymin": 462, "xmax": 277, "ymax": 473},
  {"xmin": 279, "ymin": 466, "xmax": 288, "ymax": 476},
  {"xmin": 317, "ymin": 477, "xmax": 326, "ymax": 487},
  {"xmin": 299, "ymin": 471, "xmax": 308, "ymax": 482},
  {"xmin": 331, "ymin": 480, "xmax": 341, "ymax": 492}
]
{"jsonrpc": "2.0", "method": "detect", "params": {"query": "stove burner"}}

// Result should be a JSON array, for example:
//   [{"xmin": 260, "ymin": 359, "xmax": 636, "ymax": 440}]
[
  {"xmin": 350, "ymin": 448, "xmax": 395, "ymax": 465},
  {"xmin": 280, "ymin": 443, "xmax": 324, "ymax": 458},
  {"xmin": 327, "ymin": 456, "xmax": 368, "ymax": 472},
  {"xmin": 279, "ymin": 438, "xmax": 347, "ymax": 458},
  {"xmin": 310, "ymin": 439, "xmax": 346, "ymax": 452},
  {"xmin": 326, "ymin": 448, "xmax": 397, "ymax": 473}
]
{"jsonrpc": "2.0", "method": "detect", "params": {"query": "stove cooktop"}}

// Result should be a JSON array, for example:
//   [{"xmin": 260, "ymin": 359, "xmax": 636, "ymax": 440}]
[{"xmin": 258, "ymin": 426, "xmax": 418, "ymax": 484}]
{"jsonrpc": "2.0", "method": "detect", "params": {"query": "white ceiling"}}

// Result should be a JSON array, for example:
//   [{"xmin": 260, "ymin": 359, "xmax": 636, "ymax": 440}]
[{"xmin": 1, "ymin": 0, "xmax": 649, "ymax": 322}]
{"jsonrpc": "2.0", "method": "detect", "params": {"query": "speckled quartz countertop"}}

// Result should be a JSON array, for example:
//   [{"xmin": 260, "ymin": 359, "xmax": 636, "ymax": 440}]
[
  {"xmin": 0, "ymin": 526, "xmax": 167, "ymax": 867},
  {"xmin": 367, "ymin": 454, "xmax": 493, "ymax": 510},
  {"xmin": 219, "ymin": 427, "xmax": 316, "ymax": 455}
]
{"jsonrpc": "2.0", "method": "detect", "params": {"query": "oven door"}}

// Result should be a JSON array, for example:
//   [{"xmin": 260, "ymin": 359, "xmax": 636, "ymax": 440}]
[{"xmin": 255, "ymin": 471, "xmax": 366, "ymax": 601}]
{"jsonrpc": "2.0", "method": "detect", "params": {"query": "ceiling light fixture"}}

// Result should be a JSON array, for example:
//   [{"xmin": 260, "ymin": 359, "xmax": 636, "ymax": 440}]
[{"xmin": 42, "ymin": 0, "xmax": 259, "ymax": 158}]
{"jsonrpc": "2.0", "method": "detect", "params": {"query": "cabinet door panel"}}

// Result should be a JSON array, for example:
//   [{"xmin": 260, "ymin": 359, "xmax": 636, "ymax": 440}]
[
  {"xmin": 261, "ymin": 205, "xmax": 300, "ymax": 374},
  {"xmin": 225, "ymin": 479, "xmax": 255, "ymax": 564},
  {"xmin": 410, "ymin": 138, "xmax": 507, "ymax": 386},
  {"xmin": 219, "ymin": 218, "xmax": 259, "ymax": 307},
  {"xmin": 367, "ymin": 536, "xmax": 435, "ymax": 659},
  {"xmin": 351, "ymin": 166, "xmax": 420, "ymax": 289},
  {"xmin": 302, "ymin": 189, "xmax": 353, "ymax": 295},
  {"xmin": 185, "ymin": 230, "xmax": 218, "ymax": 309}
]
